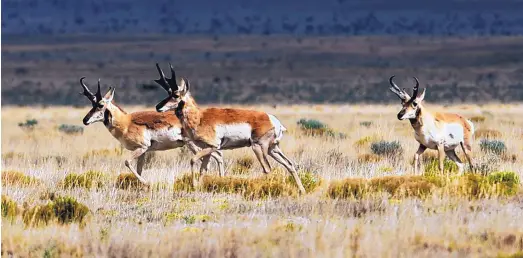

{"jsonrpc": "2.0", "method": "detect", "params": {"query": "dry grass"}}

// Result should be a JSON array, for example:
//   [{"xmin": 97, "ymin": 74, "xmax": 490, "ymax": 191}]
[{"xmin": 2, "ymin": 104, "xmax": 523, "ymax": 257}]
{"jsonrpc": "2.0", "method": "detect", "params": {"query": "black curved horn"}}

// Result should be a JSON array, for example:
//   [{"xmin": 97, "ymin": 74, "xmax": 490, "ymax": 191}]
[
  {"xmin": 411, "ymin": 77, "xmax": 420, "ymax": 99},
  {"xmin": 154, "ymin": 63, "xmax": 172, "ymax": 93},
  {"xmin": 80, "ymin": 77, "xmax": 96, "ymax": 103}
]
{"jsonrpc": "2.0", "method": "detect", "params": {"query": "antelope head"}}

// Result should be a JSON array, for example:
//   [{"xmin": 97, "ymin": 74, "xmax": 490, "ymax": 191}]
[
  {"xmin": 388, "ymin": 76, "xmax": 426, "ymax": 120},
  {"xmin": 154, "ymin": 63, "xmax": 190, "ymax": 113},
  {"xmin": 80, "ymin": 77, "xmax": 116, "ymax": 125}
]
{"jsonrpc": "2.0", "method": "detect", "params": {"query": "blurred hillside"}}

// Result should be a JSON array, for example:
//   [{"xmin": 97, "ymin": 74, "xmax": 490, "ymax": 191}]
[
  {"xmin": 3, "ymin": 0, "xmax": 523, "ymax": 36},
  {"xmin": 2, "ymin": 35, "xmax": 523, "ymax": 105}
]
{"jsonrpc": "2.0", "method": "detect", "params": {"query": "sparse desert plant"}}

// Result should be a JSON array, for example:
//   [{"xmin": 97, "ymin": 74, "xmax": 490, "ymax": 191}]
[
  {"xmin": 357, "ymin": 153, "xmax": 383, "ymax": 163},
  {"xmin": 173, "ymin": 174, "xmax": 196, "ymax": 192},
  {"xmin": 1, "ymin": 170, "xmax": 40, "ymax": 186},
  {"xmin": 359, "ymin": 121, "xmax": 373, "ymax": 127},
  {"xmin": 487, "ymin": 171, "xmax": 520, "ymax": 196},
  {"xmin": 474, "ymin": 129, "xmax": 502, "ymax": 139},
  {"xmin": 456, "ymin": 173, "xmax": 519, "ymax": 198},
  {"xmin": 327, "ymin": 178, "xmax": 368, "ymax": 199},
  {"xmin": 201, "ymin": 175, "xmax": 298, "ymax": 199},
  {"xmin": 23, "ymin": 196, "xmax": 90, "ymax": 227},
  {"xmin": 287, "ymin": 170, "xmax": 321, "ymax": 193},
  {"xmin": 60, "ymin": 170, "xmax": 108, "ymax": 189},
  {"xmin": 370, "ymin": 141, "xmax": 403, "ymax": 158},
  {"xmin": 354, "ymin": 136, "xmax": 376, "ymax": 148},
  {"xmin": 469, "ymin": 116, "xmax": 486, "ymax": 123},
  {"xmin": 82, "ymin": 147, "xmax": 124, "ymax": 160},
  {"xmin": 231, "ymin": 156, "xmax": 255, "ymax": 175},
  {"xmin": 480, "ymin": 139, "xmax": 507, "ymax": 155},
  {"xmin": 18, "ymin": 119, "xmax": 38, "ymax": 131},
  {"xmin": 2, "ymin": 195, "xmax": 19, "ymax": 222},
  {"xmin": 297, "ymin": 118, "xmax": 346, "ymax": 138},
  {"xmin": 423, "ymin": 157, "xmax": 460, "ymax": 175},
  {"xmin": 58, "ymin": 124, "xmax": 84, "ymax": 135},
  {"xmin": 116, "ymin": 173, "xmax": 148, "ymax": 190}
]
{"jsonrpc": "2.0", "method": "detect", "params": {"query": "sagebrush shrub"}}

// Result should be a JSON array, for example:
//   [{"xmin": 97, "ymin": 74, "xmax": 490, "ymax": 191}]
[
  {"xmin": 370, "ymin": 141, "xmax": 403, "ymax": 158},
  {"xmin": 232, "ymin": 156, "xmax": 255, "ymax": 175},
  {"xmin": 480, "ymin": 139, "xmax": 506, "ymax": 155},
  {"xmin": 58, "ymin": 124, "xmax": 84, "ymax": 135},
  {"xmin": 297, "ymin": 119, "xmax": 346, "ymax": 138}
]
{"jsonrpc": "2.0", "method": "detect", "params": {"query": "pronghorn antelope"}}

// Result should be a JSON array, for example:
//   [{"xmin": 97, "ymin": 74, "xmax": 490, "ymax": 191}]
[
  {"xmin": 388, "ymin": 76, "xmax": 475, "ymax": 175},
  {"xmin": 79, "ymin": 77, "xmax": 224, "ymax": 183},
  {"xmin": 152, "ymin": 63, "xmax": 306, "ymax": 194}
]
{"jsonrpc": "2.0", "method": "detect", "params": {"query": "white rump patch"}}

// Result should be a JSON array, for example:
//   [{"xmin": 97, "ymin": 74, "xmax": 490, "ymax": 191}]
[
  {"xmin": 215, "ymin": 123, "xmax": 252, "ymax": 149},
  {"xmin": 268, "ymin": 114, "xmax": 286, "ymax": 143},
  {"xmin": 144, "ymin": 127, "xmax": 184, "ymax": 151}
]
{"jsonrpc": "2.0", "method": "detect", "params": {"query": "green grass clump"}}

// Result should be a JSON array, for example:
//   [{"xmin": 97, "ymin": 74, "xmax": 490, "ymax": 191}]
[
  {"xmin": 61, "ymin": 170, "xmax": 108, "ymax": 189},
  {"xmin": 1, "ymin": 170, "xmax": 40, "ymax": 186},
  {"xmin": 457, "ymin": 172, "xmax": 520, "ymax": 198},
  {"xmin": 370, "ymin": 141, "xmax": 403, "ymax": 158},
  {"xmin": 231, "ymin": 156, "xmax": 255, "ymax": 175},
  {"xmin": 173, "ymin": 174, "xmax": 196, "ymax": 192},
  {"xmin": 201, "ymin": 174, "xmax": 298, "ymax": 199},
  {"xmin": 487, "ymin": 171, "xmax": 520, "ymax": 196},
  {"xmin": 480, "ymin": 140, "xmax": 507, "ymax": 155},
  {"xmin": 297, "ymin": 119, "xmax": 327, "ymax": 130},
  {"xmin": 116, "ymin": 173, "xmax": 148, "ymax": 190},
  {"xmin": 469, "ymin": 116, "xmax": 486, "ymax": 123},
  {"xmin": 327, "ymin": 178, "xmax": 368, "ymax": 199},
  {"xmin": 286, "ymin": 170, "xmax": 321, "ymax": 193},
  {"xmin": 328, "ymin": 175, "xmax": 445, "ymax": 199},
  {"xmin": 497, "ymin": 252, "xmax": 523, "ymax": 258},
  {"xmin": 2, "ymin": 195, "xmax": 19, "ymax": 222},
  {"xmin": 423, "ymin": 157, "xmax": 460, "ymax": 175},
  {"xmin": 23, "ymin": 196, "xmax": 90, "ymax": 227}
]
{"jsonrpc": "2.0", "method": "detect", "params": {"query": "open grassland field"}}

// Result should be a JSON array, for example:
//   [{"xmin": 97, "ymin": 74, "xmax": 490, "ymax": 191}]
[
  {"xmin": 2, "ymin": 104, "xmax": 523, "ymax": 257},
  {"xmin": 2, "ymin": 35, "xmax": 523, "ymax": 105}
]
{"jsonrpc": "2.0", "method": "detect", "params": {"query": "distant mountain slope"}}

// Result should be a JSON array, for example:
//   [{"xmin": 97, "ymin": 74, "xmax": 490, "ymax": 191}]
[
  {"xmin": 2, "ymin": 0, "xmax": 523, "ymax": 36},
  {"xmin": 2, "ymin": 35, "xmax": 523, "ymax": 106}
]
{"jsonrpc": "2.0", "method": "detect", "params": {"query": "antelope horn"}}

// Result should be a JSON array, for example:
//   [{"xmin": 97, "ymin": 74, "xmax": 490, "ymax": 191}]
[
  {"xmin": 154, "ymin": 63, "xmax": 172, "ymax": 93},
  {"xmin": 388, "ymin": 76, "xmax": 410, "ymax": 101},
  {"xmin": 96, "ymin": 78, "xmax": 102, "ymax": 101},
  {"xmin": 168, "ymin": 63, "xmax": 179, "ymax": 92},
  {"xmin": 80, "ymin": 77, "xmax": 96, "ymax": 103},
  {"xmin": 411, "ymin": 77, "xmax": 420, "ymax": 100}
]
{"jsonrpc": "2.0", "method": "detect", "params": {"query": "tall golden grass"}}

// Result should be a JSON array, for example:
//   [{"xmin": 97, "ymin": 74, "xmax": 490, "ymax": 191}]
[{"xmin": 2, "ymin": 104, "xmax": 523, "ymax": 257}]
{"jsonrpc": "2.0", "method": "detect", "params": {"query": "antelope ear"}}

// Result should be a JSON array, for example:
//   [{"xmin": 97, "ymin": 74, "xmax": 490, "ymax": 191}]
[
  {"xmin": 179, "ymin": 78, "xmax": 190, "ymax": 95},
  {"xmin": 103, "ymin": 87, "xmax": 115, "ymax": 102},
  {"xmin": 415, "ymin": 88, "xmax": 426, "ymax": 103}
]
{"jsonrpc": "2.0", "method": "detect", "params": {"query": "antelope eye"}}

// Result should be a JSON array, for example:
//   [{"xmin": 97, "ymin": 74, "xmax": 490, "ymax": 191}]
[{"xmin": 412, "ymin": 102, "xmax": 418, "ymax": 107}]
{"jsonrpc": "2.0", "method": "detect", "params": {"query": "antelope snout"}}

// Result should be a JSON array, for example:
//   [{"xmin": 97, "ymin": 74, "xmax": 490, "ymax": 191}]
[{"xmin": 397, "ymin": 111, "xmax": 406, "ymax": 120}]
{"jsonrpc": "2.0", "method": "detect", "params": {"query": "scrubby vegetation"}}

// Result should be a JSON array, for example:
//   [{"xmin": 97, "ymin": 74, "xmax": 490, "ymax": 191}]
[
  {"xmin": 115, "ymin": 173, "xmax": 148, "ymax": 190},
  {"xmin": 297, "ymin": 119, "xmax": 346, "ymax": 138},
  {"xmin": 60, "ymin": 170, "xmax": 108, "ymax": 189},
  {"xmin": 2, "ymin": 195, "xmax": 19, "ymax": 222},
  {"xmin": 480, "ymin": 139, "xmax": 507, "ymax": 155},
  {"xmin": 17, "ymin": 119, "xmax": 38, "ymax": 131},
  {"xmin": 2, "ymin": 105, "xmax": 522, "ymax": 257},
  {"xmin": 22, "ymin": 196, "xmax": 90, "ymax": 227},
  {"xmin": 370, "ymin": 141, "xmax": 403, "ymax": 159},
  {"xmin": 475, "ymin": 129, "xmax": 502, "ymax": 139},
  {"xmin": 58, "ymin": 124, "xmax": 84, "ymax": 135},
  {"xmin": 328, "ymin": 172, "xmax": 520, "ymax": 199},
  {"xmin": 1, "ymin": 170, "xmax": 40, "ymax": 186}
]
